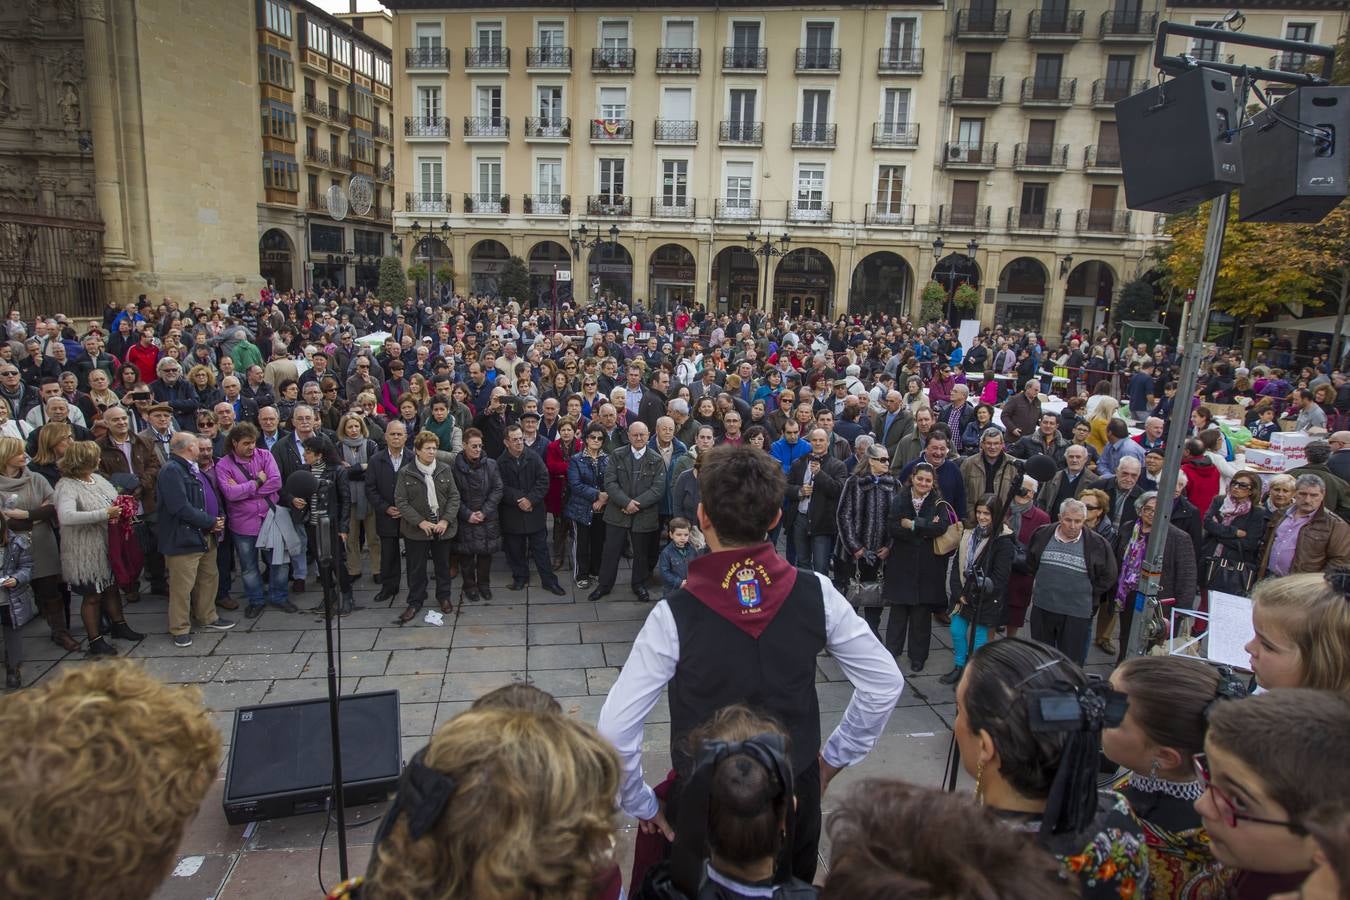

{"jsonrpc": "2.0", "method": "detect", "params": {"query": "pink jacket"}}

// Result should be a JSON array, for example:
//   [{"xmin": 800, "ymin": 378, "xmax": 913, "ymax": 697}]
[{"xmin": 215, "ymin": 448, "xmax": 282, "ymax": 536}]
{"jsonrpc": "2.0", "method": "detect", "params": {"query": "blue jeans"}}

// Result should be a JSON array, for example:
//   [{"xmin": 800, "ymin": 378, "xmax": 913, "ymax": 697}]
[
  {"xmin": 792, "ymin": 517, "xmax": 834, "ymax": 576},
  {"xmin": 950, "ymin": 613, "xmax": 990, "ymax": 667},
  {"xmin": 216, "ymin": 528, "xmax": 234, "ymax": 599},
  {"xmin": 233, "ymin": 532, "xmax": 290, "ymax": 608}
]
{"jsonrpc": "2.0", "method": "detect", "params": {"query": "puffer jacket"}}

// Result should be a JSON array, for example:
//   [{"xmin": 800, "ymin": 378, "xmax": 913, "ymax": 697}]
[
  {"xmin": 0, "ymin": 533, "xmax": 35, "ymax": 628},
  {"xmin": 836, "ymin": 472, "xmax": 897, "ymax": 556},
  {"xmin": 565, "ymin": 451, "xmax": 608, "ymax": 525},
  {"xmin": 451, "ymin": 452, "xmax": 503, "ymax": 555}
]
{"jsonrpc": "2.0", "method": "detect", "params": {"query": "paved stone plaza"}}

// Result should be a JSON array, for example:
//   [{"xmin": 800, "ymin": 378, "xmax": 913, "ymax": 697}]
[{"xmin": 12, "ymin": 555, "xmax": 1113, "ymax": 898}]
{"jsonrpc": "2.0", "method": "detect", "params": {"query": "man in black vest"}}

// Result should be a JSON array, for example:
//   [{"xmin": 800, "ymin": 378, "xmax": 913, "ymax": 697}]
[{"xmin": 596, "ymin": 444, "xmax": 904, "ymax": 882}]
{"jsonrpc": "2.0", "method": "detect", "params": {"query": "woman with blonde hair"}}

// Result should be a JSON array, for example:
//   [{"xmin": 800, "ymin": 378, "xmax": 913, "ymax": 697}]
[
  {"xmin": 337, "ymin": 413, "xmax": 380, "ymax": 582},
  {"xmin": 54, "ymin": 440, "xmax": 143, "ymax": 656},
  {"xmin": 403, "ymin": 373, "xmax": 430, "ymax": 413},
  {"xmin": 187, "ymin": 364, "xmax": 221, "ymax": 410},
  {"xmin": 28, "ymin": 421, "xmax": 72, "ymax": 488},
  {"xmin": 1245, "ymin": 570, "xmax": 1350, "ymax": 694},
  {"xmin": 0, "ymin": 399, "xmax": 33, "ymax": 442},
  {"xmin": 329, "ymin": 706, "xmax": 619, "ymax": 900},
  {"xmin": 1085, "ymin": 396, "xmax": 1119, "ymax": 453}
]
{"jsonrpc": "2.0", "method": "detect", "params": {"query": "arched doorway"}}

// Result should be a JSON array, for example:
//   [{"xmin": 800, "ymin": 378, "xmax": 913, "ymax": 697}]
[
  {"xmin": 710, "ymin": 246, "xmax": 758, "ymax": 313},
  {"xmin": 849, "ymin": 252, "xmax": 912, "ymax": 316},
  {"xmin": 1065, "ymin": 260, "xmax": 1116, "ymax": 336},
  {"xmin": 774, "ymin": 248, "xmax": 834, "ymax": 319},
  {"xmin": 528, "ymin": 241, "xmax": 572, "ymax": 310},
  {"xmin": 412, "ymin": 236, "xmax": 452, "ymax": 302},
  {"xmin": 258, "ymin": 229, "xmax": 294, "ymax": 292},
  {"xmin": 649, "ymin": 244, "xmax": 696, "ymax": 314},
  {"xmin": 587, "ymin": 242, "xmax": 633, "ymax": 303},
  {"xmin": 930, "ymin": 253, "xmax": 981, "ymax": 326},
  {"xmin": 996, "ymin": 257, "xmax": 1048, "ymax": 331},
  {"xmin": 470, "ymin": 239, "xmax": 511, "ymax": 297}
]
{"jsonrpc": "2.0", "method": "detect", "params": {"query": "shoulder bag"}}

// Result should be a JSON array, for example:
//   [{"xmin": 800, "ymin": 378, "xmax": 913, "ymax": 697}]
[{"xmin": 933, "ymin": 500, "xmax": 964, "ymax": 556}]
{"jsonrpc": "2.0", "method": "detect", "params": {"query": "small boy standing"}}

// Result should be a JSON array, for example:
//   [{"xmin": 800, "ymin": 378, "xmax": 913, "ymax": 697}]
[{"xmin": 656, "ymin": 517, "xmax": 702, "ymax": 600}]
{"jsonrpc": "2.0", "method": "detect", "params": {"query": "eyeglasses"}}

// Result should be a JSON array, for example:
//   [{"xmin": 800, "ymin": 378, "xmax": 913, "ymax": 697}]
[
  {"xmin": 1192, "ymin": 753, "xmax": 1305, "ymax": 833},
  {"xmin": 1231, "ymin": 482, "xmax": 1253, "ymax": 492},
  {"xmin": 1082, "ymin": 504, "xmax": 1100, "ymax": 511}
]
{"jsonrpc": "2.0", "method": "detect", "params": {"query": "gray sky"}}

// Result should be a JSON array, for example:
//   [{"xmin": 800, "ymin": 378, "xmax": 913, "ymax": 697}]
[{"xmin": 308, "ymin": 0, "xmax": 387, "ymax": 14}]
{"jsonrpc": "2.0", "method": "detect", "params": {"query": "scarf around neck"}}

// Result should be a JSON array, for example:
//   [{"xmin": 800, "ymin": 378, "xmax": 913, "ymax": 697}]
[
  {"xmin": 415, "ymin": 457, "xmax": 440, "ymax": 518},
  {"xmin": 1218, "ymin": 494, "xmax": 1251, "ymax": 525}
]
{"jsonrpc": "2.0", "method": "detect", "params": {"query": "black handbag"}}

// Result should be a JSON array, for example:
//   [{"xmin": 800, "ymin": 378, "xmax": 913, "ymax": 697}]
[{"xmin": 1206, "ymin": 548, "xmax": 1255, "ymax": 596}]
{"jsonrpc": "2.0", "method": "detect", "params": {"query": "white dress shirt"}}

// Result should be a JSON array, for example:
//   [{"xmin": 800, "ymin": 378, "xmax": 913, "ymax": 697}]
[{"xmin": 596, "ymin": 570, "xmax": 904, "ymax": 820}]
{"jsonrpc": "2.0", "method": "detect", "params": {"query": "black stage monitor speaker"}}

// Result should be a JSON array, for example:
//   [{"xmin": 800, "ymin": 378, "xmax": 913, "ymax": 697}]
[
  {"xmin": 223, "ymin": 690, "xmax": 402, "ymax": 825},
  {"xmin": 1239, "ymin": 86, "xmax": 1349, "ymax": 223},
  {"xmin": 1117, "ymin": 67, "xmax": 1244, "ymax": 213}
]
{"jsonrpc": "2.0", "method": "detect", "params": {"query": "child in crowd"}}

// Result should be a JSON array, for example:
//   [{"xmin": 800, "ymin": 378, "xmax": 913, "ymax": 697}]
[
  {"xmin": 0, "ymin": 515, "xmax": 34, "ymax": 689},
  {"xmin": 656, "ymin": 516, "xmax": 702, "ymax": 600},
  {"xmin": 1198, "ymin": 689, "xmax": 1350, "ymax": 899},
  {"xmin": 1245, "ymin": 570, "xmax": 1350, "ymax": 693}
]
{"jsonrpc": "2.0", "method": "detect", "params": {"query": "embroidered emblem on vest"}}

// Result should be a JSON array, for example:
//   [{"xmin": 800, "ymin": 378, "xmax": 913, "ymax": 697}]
[{"xmin": 735, "ymin": 567, "xmax": 762, "ymax": 609}]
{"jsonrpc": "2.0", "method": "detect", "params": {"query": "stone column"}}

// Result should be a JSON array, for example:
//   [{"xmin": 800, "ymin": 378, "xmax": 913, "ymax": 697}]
[
  {"xmin": 80, "ymin": 0, "xmax": 129, "ymax": 262},
  {"xmin": 1042, "ymin": 263, "xmax": 1068, "ymax": 348}
]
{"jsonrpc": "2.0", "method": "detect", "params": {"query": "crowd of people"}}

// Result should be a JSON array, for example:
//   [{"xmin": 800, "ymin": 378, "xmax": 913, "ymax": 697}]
[{"xmin": 0, "ymin": 290, "xmax": 1348, "ymax": 899}]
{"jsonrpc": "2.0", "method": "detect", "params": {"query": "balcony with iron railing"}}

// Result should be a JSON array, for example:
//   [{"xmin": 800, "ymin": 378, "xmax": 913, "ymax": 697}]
[
  {"xmin": 878, "ymin": 46, "xmax": 923, "ymax": 74},
  {"xmin": 872, "ymin": 122, "xmax": 920, "ymax": 148},
  {"xmin": 722, "ymin": 46, "xmax": 767, "ymax": 72},
  {"xmin": 656, "ymin": 48, "xmax": 701, "ymax": 73},
  {"xmin": 787, "ymin": 201, "xmax": 833, "ymax": 224},
  {"xmin": 1021, "ymin": 77, "xmax": 1076, "ymax": 106},
  {"xmin": 1007, "ymin": 207, "xmax": 1062, "ymax": 232},
  {"xmin": 654, "ymin": 119, "xmax": 698, "ymax": 143},
  {"xmin": 1084, "ymin": 144, "xmax": 1123, "ymax": 171},
  {"xmin": 955, "ymin": 8, "xmax": 1011, "ymax": 39},
  {"xmin": 791, "ymin": 122, "xmax": 837, "ymax": 149},
  {"xmin": 943, "ymin": 141, "xmax": 998, "ymax": 168},
  {"xmin": 590, "ymin": 119, "xmax": 633, "ymax": 142},
  {"xmin": 1100, "ymin": 9, "xmax": 1157, "ymax": 40},
  {"xmin": 865, "ymin": 203, "xmax": 916, "ymax": 226},
  {"xmin": 377, "ymin": 161, "xmax": 394, "ymax": 182},
  {"xmin": 1076, "ymin": 208, "xmax": 1132, "ymax": 234},
  {"xmin": 1269, "ymin": 51, "xmax": 1310, "ymax": 72},
  {"xmin": 332, "ymin": 151, "xmax": 352, "ymax": 170},
  {"xmin": 406, "ymin": 47, "xmax": 449, "ymax": 69},
  {"xmin": 949, "ymin": 75, "xmax": 1004, "ymax": 104},
  {"xmin": 465, "ymin": 47, "xmax": 509, "ymax": 69},
  {"xmin": 464, "ymin": 193, "xmax": 508, "ymax": 214},
  {"xmin": 374, "ymin": 122, "xmax": 391, "ymax": 142},
  {"xmin": 719, "ymin": 121, "xmax": 763, "ymax": 146},
  {"xmin": 1014, "ymin": 142, "xmax": 1069, "ymax": 170},
  {"xmin": 592, "ymin": 48, "xmax": 635, "ymax": 73},
  {"xmin": 587, "ymin": 195, "xmax": 632, "ymax": 217},
  {"xmin": 1190, "ymin": 46, "xmax": 1235, "ymax": 64},
  {"xmin": 301, "ymin": 95, "xmax": 329, "ymax": 119},
  {"xmin": 526, "ymin": 46, "xmax": 571, "ymax": 70},
  {"xmin": 1027, "ymin": 9, "xmax": 1084, "ymax": 39},
  {"xmin": 715, "ymin": 199, "xmax": 760, "ymax": 221},
  {"xmin": 304, "ymin": 146, "xmax": 331, "ymax": 167},
  {"xmin": 523, "ymin": 194, "xmax": 569, "ymax": 216},
  {"xmin": 1092, "ymin": 78, "xmax": 1147, "ymax": 106},
  {"xmin": 524, "ymin": 117, "xmax": 571, "ymax": 139},
  {"xmin": 405, "ymin": 192, "xmax": 452, "ymax": 213},
  {"xmin": 463, "ymin": 116, "xmax": 509, "ymax": 139},
  {"xmin": 405, "ymin": 116, "xmax": 452, "ymax": 138},
  {"xmin": 795, "ymin": 47, "xmax": 841, "ymax": 73},
  {"xmin": 328, "ymin": 107, "xmax": 350, "ymax": 128},
  {"xmin": 938, "ymin": 205, "xmax": 992, "ymax": 229},
  {"xmin": 650, "ymin": 197, "xmax": 697, "ymax": 219},
  {"xmin": 306, "ymin": 194, "xmax": 328, "ymax": 213}
]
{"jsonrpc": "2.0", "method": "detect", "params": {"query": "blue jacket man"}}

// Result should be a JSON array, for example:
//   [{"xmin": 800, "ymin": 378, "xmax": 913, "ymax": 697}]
[
  {"xmin": 157, "ymin": 447, "xmax": 215, "ymax": 555},
  {"xmin": 156, "ymin": 433, "xmax": 231, "ymax": 644},
  {"xmin": 771, "ymin": 431, "xmax": 812, "ymax": 475}
]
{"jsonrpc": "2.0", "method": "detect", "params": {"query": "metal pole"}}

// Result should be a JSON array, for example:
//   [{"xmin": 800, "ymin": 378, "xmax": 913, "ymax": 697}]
[{"xmin": 1125, "ymin": 189, "xmax": 1229, "ymax": 658}]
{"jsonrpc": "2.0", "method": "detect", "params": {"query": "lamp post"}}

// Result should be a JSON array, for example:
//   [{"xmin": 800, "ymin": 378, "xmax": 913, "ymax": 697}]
[
  {"xmin": 570, "ymin": 224, "xmax": 621, "ymax": 303},
  {"xmin": 746, "ymin": 231, "xmax": 790, "ymax": 314},
  {"xmin": 932, "ymin": 236, "xmax": 978, "ymax": 323}
]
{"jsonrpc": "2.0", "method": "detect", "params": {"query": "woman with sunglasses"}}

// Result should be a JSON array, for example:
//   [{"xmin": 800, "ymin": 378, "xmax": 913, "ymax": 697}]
[
  {"xmin": 1103, "ymin": 656, "xmax": 1242, "ymax": 898},
  {"xmin": 954, "ymin": 638, "xmax": 1148, "ymax": 899},
  {"xmin": 1201, "ymin": 471, "xmax": 1268, "ymax": 594},
  {"xmin": 1198, "ymin": 689, "xmax": 1350, "ymax": 899}
]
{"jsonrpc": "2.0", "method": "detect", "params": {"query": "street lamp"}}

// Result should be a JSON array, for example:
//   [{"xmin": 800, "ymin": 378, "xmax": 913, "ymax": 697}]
[
  {"xmin": 746, "ymin": 231, "xmax": 790, "ymax": 314},
  {"xmin": 931, "ymin": 236, "xmax": 978, "ymax": 323},
  {"xmin": 570, "ymin": 224, "xmax": 621, "ymax": 302}
]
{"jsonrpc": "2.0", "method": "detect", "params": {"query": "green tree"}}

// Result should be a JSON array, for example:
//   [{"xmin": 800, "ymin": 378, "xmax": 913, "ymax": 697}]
[
  {"xmin": 919, "ymin": 281, "xmax": 946, "ymax": 324},
  {"xmin": 1113, "ymin": 278, "xmax": 1157, "ymax": 322},
  {"xmin": 376, "ymin": 256, "xmax": 407, "ymax": 306},
  {"xmin": 497, "ymin": 255, "xmax": 531, "ymax": 302}
]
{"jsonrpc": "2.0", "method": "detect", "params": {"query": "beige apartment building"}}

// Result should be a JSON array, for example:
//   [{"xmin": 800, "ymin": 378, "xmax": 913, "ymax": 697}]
[
  {"xmin": 385, "ymin": 0, "xmax": 1346, "ymax": 339},
  {"xmin": 255, "ymin": 0, "xmax": 398, "ymax": 293}
]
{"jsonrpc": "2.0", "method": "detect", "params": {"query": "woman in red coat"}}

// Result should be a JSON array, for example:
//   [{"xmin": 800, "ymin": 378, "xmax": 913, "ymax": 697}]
[{"xmin": 545, "ymin": 417, "xmax": 581, "ymax": 571}]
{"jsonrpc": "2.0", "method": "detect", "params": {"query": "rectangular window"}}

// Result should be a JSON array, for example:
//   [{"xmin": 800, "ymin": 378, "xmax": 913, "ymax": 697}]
[
  {"xmin": 665, "ymin": 20, "xmax": 695, "ymax": 48},
  {"xmin": 802, "ymin": 89, "xmax": 829, "ymax": 126},
  {"xmin": 732, "ymin": 21, "xmax": 760, "ymax": 49},
  {"xmin": 599, "ymin": 158, "xmax": 625, "ymax": 198},
  {"xmin": 1020, "ymin": 182, "xmax": 1048, "ymax": 217},
  {"xmin": 263, "ymin": 154, "xmax": 299, "ymax": 191},
  {"xmin": 415, "ymin": 23, "xmax": 442, "ymax": 49},
  {"xmin": 882, "ymin": 88, "xmax": 910, "ymax": 130},
  {"xmin": 477, "ymin": 158, "xmax": 502, "ymax": 197},
  {"xmin": 307, "ymin": 172, "xmax": 318, "ymax": 201},
  {"xmin": 350, "ymin": 89, "xmax": 373, "ymax": 122},
  {"xmin": 264, "ymin": 0, "xmax": 292, "ymax": 38},
  {"xmin": 662, "ymin": 87, "xmax": 692, "ymax": 121},
  {"xmin": 662, "ymin": 159, "xmax": 689, "ymax": 205},
  {"xmin": 725, "ymin": 161, "xmax": 753, "ymax": 208},
  {"xmin": 418, "ymin": 157, "xmax": 443, "ymax": 196},
  {"xmin": 537, "ymin": 86, "xmax": 563, "ymax": 121},
  {"xmin": 417, "ymin": 86, "xmax": 441, "ymax": 119},
  {"xmin": 962, "ymin": 52, "xmax": 993, "ymax": 98},
  {"xmin": 887, "ymin": 16, "xmax": 916, "ymax": 53},
  {"xmin": 354, "ymin": 46, "xmax": 373, "ymax": 77},
  {"xmin": 875, "ymin": 165, "xmax": 904, "ymax": 213},
  {"xmin": 601, "ymin": 20, "xmax": 629, "ymax": 50},
  {"xmin": 477, "ymin": 86, "xmax": 503, "ymax": 121},
  {"xmin": 477, "ymin": 22, "xmax": 503, "ymax": 49},
  {"xmin": 258, "ymin": 47, "xmax": 294, "ymax": 90},
  {"xmin": 537, "ymin": 158, "xmax": 562, "ymax": 199},
  {"xmin": 795, "ymin": 164, "xmax": 825, "ymax": 209},
  {"xmin": 538, "ymin": 21, "xmax": 564, "ymax": 48},
  {"xmin": 803, "ymin": 21, "xmax": 834, "ymax": 68},
  {"xmin": 306, "ymin": 19, "xmax": 329, "ymax": 54},
  {"xmin": 599, "ymin": 87, "xmax": 627, "ymax": 120},
  {"xmin": 331, "ymin": 35, "xmax": 352, "ymax": 68},
  {"xmin": 1034, "ymin": 54, "xmax": 1063, "ymax": 92},
  {"xmin": 261, "ymin": 102, "xmax": 297, "ymax": 141},
  {"xmin": 957, "ymin": 117, "xmax": 984, "ymax": 145},
  {"xmin": 729, "ymin": 89, "xmax": 756, "ymax": 123},
  {"xmin": 1192, "ymin": 20, "xmax": 1222, "ymax": 60},
  {"xmin": 350, "ymin": 133, "xmax": 373, "ymax": 162},
  {"xmin": 373, "ymin": 58, "xmax": 391, "ymax": 85}
]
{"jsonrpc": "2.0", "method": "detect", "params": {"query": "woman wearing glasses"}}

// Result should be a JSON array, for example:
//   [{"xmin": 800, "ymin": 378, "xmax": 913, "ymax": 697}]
[{"xmin": 1201, "ymin": 471, "xmax": 1268, "ymax": 594}]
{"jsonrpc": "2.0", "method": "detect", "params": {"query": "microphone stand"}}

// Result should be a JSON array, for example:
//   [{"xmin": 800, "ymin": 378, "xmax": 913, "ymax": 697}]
[
  {"xmin": 943, "ymin": 453, "xmax": 1026, "ymax": 792},
  {"xmin": 314, "ymin": 501, "xmax": 349, "ymax": 881}
]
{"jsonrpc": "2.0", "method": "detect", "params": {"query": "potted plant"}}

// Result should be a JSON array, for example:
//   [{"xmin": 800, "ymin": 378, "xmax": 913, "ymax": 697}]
[
  {"xmin": 499, "ymin": 194, "xmax": 509, "ymax": 214},
  {"xmin": 463, "ymin": 194, "xmax": 475, "ymax": 213},
  {"xmin": 953, "ymin": 282, "xmax": 981, "ymax": 311},
  {"xmin": 560, "ymin": 196, "xmax": 571, "ymax": 214},
  {"xmin": 919, "ymin": 281, "xmax": 946, "ymax": 324}
]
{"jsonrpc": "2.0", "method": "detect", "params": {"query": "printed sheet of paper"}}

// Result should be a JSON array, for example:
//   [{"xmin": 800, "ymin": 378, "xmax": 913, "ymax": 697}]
[{"xmin": 1206, "ymin": 590, "xmax": 1255, "ymax": 669}]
